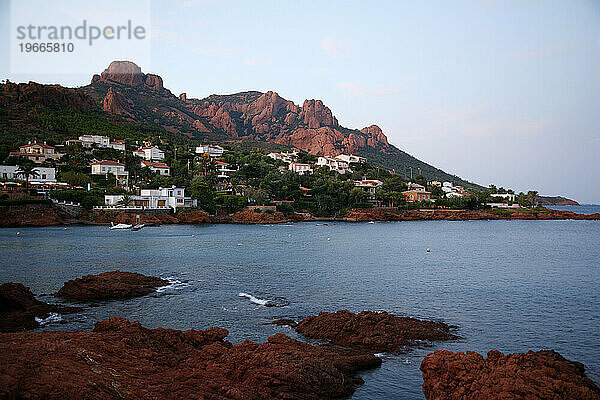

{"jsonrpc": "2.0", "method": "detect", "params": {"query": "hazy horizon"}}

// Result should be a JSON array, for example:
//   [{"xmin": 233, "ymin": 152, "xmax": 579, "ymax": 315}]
[{"xmin": 1, "ymin": 0, "xmax": 599, "ymax": 203}]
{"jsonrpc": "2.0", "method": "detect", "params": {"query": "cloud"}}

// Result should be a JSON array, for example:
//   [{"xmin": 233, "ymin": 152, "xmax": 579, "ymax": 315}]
[
  {"xmin": 337, "ymin": 82, "xmax": 401, "ymax": 97},
  {"xmin": 320, "ymin": 37, "xmax": 344, "ymax": 58}
]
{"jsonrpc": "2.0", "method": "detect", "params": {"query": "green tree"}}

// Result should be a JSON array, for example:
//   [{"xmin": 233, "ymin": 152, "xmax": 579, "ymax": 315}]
[{"xmin": 16, "ymin": 162, "xmax": 39, "ymax": 190}]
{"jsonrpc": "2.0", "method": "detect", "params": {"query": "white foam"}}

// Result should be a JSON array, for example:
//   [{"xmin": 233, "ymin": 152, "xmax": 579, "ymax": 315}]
[
  {"xmin": 238, "ymin": 292, "xmax": 270, "ymax": 306},
  {"xmin": 156, "ymin": 277, "xmax": 190, "ymax": 293},
  {"xmin": 35, "ymin": 312, "xmax": 62, "ymax": 326}
]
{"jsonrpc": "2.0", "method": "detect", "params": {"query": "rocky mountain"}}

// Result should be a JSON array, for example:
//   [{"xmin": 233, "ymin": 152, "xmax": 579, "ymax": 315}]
[{"xmin": 1, "ymin": 60, "xmax": 479, "ymax": 187}]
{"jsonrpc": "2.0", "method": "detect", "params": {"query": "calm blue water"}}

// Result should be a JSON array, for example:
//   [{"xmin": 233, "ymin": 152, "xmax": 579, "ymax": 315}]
[
  {"xmin": 546, "ymin": 204, "xmax": 600, "ymax": 215},
  {"xmin": 1, "ymin": 217, "xmax": 599, "ymax": 399}
]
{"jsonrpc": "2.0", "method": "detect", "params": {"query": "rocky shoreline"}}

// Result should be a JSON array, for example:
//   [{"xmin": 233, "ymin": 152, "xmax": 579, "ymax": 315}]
[
  {"xmin": 0, "ymin": 203, "xmax": 599, "ymax": 227},
  {"xmin": 1, "ymin": 271, "xmax": 599, "ymax": 399}
]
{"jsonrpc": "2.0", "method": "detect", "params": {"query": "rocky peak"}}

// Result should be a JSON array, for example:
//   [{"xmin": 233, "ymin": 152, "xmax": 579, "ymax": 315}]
[
  {"xmin": 102, "ymin": 87, "xmax": 133, "ymax": 117},
  {"xmin": 92, "ymin": 61, "xmax": 164, "ymax": 92},
  {"xmin": 179, "ymin": 93, "xmax": 187, "ymax": 101},
  {"xmin": 299, "ymin": 99, "xmax": 338, "ymax": 129},
  {"xmin": 360, "ymin": 124, "xmax": 389, "ymax": 147}
]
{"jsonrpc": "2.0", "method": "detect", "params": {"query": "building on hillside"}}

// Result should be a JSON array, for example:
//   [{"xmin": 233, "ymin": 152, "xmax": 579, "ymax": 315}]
[
  {"xmin": 289, "ymin": 162, "xmax": 313, "ymax": 175},
  {"xmin": 335, "ymin": 154, "xmax": 366, "ymax": 164},
  {"xmin": 79, "ymin": 135, "xmax": 125, "ymax": 151},
  {"xmin": 103, "ymin": 186, "xmax": 196, "ymax": 210},
  {"xmin": 407, "ymin": 182, "xmax": 426, "ymax": 191},
  {"xmin": 9, "ymin": 142, "xmax": 63, "ymax": 164},
  {"xmin": 429, "ymin": 181, "xmax": 442, "ymax": 187},
  {"xmin": 91, "ymin": 160, "xmax": 129, "ymax": 186},
  {"xmin": 353, "ymin": 179, "xmax": 383, "ymax": 196},
  {"xmin": 402, "ymin": 190, "xmax": 432, "ymax": 202},
  {"xmin": 267, "ymin": 151, "xmax": 298, "ymax": 164},
  {"xmin": 490, "ymin": 193, "xmax": 516, "ymax": 202},
  {"xmin": 195, "ymin": 145, "xmax": 226, "ymax": 158},
  {"xmin": 214, "ymin": 160, "xmax": 237, "ymax": 179},
  {"xmin": 140, "ymin": 160, "xmax": 170, "ymax": 176},
  {"xmin": 445, "ymin": 192, "xmax": 464, "ymax": 199},
  {"xmin": 316, "ymin": 156, "xmax": 351, "ymax": 174},
  {"xmin": 133, "ymin": 146, "xmax": 165, "ymax": 161},
  {"xmin": 0, "ymin": 165, "xmax": 56, "ymax": 183}
]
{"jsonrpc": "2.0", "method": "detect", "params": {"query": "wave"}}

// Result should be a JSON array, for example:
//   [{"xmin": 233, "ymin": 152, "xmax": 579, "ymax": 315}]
[
  {"xmin": 35, "ymin": 312, "xmax": 62, "ymax": 326},
  {"xmin": 238, "ymin": 292, "xmax": 289, "ymax": 307},
  {"xmin": 156, "ymin": 277, "xmax": 190, "ymax": 293}
]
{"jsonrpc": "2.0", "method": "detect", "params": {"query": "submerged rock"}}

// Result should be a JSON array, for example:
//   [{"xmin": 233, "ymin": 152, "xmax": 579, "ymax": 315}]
[
  {"xmin": 0, "ymin": 316, "xmax": 382, "ymax": 399},
  {"xmin": 57, "ymin": 271, "xmax": 168, "ymax": 301},
  {"xmin": 0, "ymin": 283, "xmax": 80, "ymax": 332},
  {"xmin": 295, "ymin": 310, "xmax": 459, "ymax": 353},
  {"xmin": 420, "ymin": 349, "xmax": 600, "ymax": 400}
]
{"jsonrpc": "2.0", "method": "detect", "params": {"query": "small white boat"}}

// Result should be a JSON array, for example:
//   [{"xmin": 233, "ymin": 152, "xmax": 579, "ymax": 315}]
[
  {"xmin": 110, "ymin": 223, "xmax": 133, "ymax": 230},
  {"xmin": 131, "ymin": 224, "xmax": 145, "ymax": 231}
]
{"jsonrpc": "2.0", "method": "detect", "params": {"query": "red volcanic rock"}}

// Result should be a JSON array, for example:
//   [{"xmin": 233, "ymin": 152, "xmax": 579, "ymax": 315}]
[
  {"xmin": 0, "ymin": 283, "xmax": 80, "ymax": 332},
  {"xmin": 0, "ymin": 81, "xmax": 97, "ymax": 111},
  {"xmin": 421, "ymin": 350, "xmax": 600, "ymax": 400},
  {"xmin": 179, "ymin": 92, "xmax": 187, "ymax": 101},
  {"xmin": 144, "ymin": 73, "xmax": 163, "ymax": 91},
  {"xmin": 360, "ymin": 124, "xmax": 389, "ymax": 147},
  {"xmin": 232, "ymin": 209, "xmax": 289, "ymax": 224},
  {"xmin": 299, "ymin": 99, "xmax": 338, "ymax": 128},
  {"xmin": 57, "ymin": 271, "xmax": 168, "ymax": 301},
  {"xmin": 99, "ymin": 60, "xmax": 145, "ymax": 86},
  {"xmin": 102, "ymin": 87, "xmax": 133, "ymax": 117},
  {"xmin": 0, "ymin": 203, "xmax": 65, "ymax": 227},
  {"xmin": 176, "ymin": 210, "xmax": 211, "ymax": 224},
  {"xmin": 296, "ymin": 310, "xmax": 459, "ymax": 353},
  {"xmin": 0, "ymin": 317, "xmax": 382, "ymax": 399}
]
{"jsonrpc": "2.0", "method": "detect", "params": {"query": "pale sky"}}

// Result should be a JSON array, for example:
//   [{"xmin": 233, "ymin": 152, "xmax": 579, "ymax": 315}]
[{"xmin": 1, "ymin": 0, "xmax": 599, "ymax": 203}]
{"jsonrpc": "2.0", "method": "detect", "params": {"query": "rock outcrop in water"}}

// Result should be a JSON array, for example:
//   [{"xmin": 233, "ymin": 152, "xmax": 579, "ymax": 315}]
[
  {"xmin": 295, "ymin": 310, "xmax": 459, "ymax": 353},
  {"xmin": 57, "ymin": 271, "xmax": 168, "ymax": 301},
  {"xmin": 420, "ymin": 349, "xmax": 600, "ymax": 400},
  {"xmin": 0, "ymin": 316, "xmax": 382, "ymax": 399},
  {"xmin": 0, "ymin": 283, "xmax": 80, "ymax": 332}
]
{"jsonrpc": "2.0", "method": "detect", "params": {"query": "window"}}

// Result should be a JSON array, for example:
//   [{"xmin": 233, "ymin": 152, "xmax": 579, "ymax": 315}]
[
  {"xmin": 177, "ymin": 198, "xmax": 183, "ymax": 203},
  {"xmin": 42, "ymin": 174, "xmax": 46, "ymax": 179}
]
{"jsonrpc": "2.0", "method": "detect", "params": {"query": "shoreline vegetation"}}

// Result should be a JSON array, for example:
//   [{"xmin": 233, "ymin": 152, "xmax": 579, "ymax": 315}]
[{"xmin": 0, "ymin": 202, "xmax": 598, "ymax": 228}]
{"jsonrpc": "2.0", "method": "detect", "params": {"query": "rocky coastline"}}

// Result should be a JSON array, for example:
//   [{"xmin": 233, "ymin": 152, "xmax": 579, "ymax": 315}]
[
  {"xmin": 0, "ymin": 203, "xmax": 599, "ymax": 228},
  {"xmin": 1, "ymin": 272, "xmax": 599, "ymax": 399}
]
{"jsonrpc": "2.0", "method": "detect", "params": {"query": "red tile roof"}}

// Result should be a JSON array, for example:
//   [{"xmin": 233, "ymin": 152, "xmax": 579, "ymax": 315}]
[
  {"xmin": 141, "ymin": 160, "xmax": 169, "ymax": 168},
  {"xmin": 20, "ymin": 143, "xmax": 55, "ymax": 149},
  {"xmin": 91, "ymin": 160, "xmax": 124, "ymax": 166}
]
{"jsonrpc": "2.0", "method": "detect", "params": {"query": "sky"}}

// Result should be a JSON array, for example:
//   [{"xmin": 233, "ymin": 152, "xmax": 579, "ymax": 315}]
[{"xmin": 1, "ymin": 0, "xmax": 599, "ymax": 203}]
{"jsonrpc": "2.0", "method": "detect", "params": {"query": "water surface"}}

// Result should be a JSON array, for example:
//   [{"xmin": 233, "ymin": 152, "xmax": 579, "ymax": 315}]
[{"xmin": 1, "ymin": 218, "xmax": 599, "ymax": 399}]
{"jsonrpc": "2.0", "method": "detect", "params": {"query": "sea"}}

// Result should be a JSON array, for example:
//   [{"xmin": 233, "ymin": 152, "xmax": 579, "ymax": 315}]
[{"xmin": 1, "ymin": 204, "xmax": 599, "ymax": 399}]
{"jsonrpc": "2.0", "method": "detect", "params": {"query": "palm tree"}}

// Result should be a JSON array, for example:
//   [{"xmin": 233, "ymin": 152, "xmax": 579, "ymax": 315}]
[
  {"xmin": 16, "ymin": 163, "xmax": 39, "ymax": 190},
  {"xmin": 116, "ymin": 194, "xmax": 133, "ymax": 208}
]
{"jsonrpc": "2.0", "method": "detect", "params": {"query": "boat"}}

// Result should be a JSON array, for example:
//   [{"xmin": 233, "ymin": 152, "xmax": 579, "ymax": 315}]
[
  {"xmin": 109, "ymin": 223, "xmax": 133, "ymax": 230},
  {"xmin": 131, "ymin": 224, "xmax": 145, "ymax": 231}
]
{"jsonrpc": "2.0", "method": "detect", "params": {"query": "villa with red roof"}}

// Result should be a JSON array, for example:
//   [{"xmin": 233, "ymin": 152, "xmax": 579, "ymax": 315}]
[
  {"xmin": 10, "ymin": 142, "xmax": 63, "ymax": 164},
  {"xmin": 140, "ymin": 160, "xmax": 170, "ymax": 176},
  {"xmin": 91, "ymin": 160, "xmax": 129, "ymax": 186},
  {"xmin": 133, "ymin": 146, "xmax": 165, "ymax": 161}
]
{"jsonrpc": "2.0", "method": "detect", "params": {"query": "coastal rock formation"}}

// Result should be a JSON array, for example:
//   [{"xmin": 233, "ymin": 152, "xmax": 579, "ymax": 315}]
[
  {"xmin": 295, "ymin": 310, "xmax": 459, "ymax": 353},
  {"xmin": 420, "ymin": 350, "xmax": 600, "ymax": 400},
  {"xmin": 0, "ymin": 283, "xmax": 80, "ymax": 332},
  {"xmin": 232, "ymin": 209, "xmax": 289, "ymax": 224},
  {"xmin": 57, "ymin": 271, "xmax": 168, "ymax": 301},
  {"xmin": 345, "ymin": 208, "xmax": 600, "ymax": 222},
  {"xmin": 0, "ymin": 203, "xmax": 66, "ymax": 227},
  {"xmin": 0, "ymin": 81, "xmax": 97, "ymax": 111},
  {"xmin": 176, "ymin": 210, "xmax": 211, "ymax": 224},
  {"xmin": 0, "ymin": 317, "xmax": 382, "ymax": 399}
]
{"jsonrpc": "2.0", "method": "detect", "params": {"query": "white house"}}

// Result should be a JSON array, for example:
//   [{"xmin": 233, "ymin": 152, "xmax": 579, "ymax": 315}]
[
  {"xmin": 335, "ymin": 154, "xmax": 366, "ymax": 164},
  {"xmin": 104, "ymin": 186, "xmax": 196, "ymax": 210},
  {"xmin": 214, "ymin": 161, "xmax": 237, "ymax": 179},
  {"xmin": 407, "ymin": 182, "xmax": 426, "ymax": 191},
  {"xmin": 289, "ymin": 162, "xmax": 313, "ymax": 175},
  {"xmin": 0, "ymin": 165, "xmax": 56, "ymax": 183},
  {"xmin": 140, "ymin": 160, "xmax": 170, "ymax": 176},
  {"xmin": 79, "ymin": 135, "xmax": 125, "ymax": 151},
  {"xmin": 268, "ymin": 151, "xmax": 298, "ymax": 164},
  {"xmin": 133, "ymin": 146, "xmax": 165, "ymax": 161},
  {"xmin": 195, "ymin": 145, "xmax": 226, "ymax": 158},
  {"xmin": 90, "ymin": 160, "xmax": 129, "ymax": 185},
  {"xmin": 316, "ymin": 157, "xmax": 351, "ymax": 174},
  {"xmin": 353, "ymin": 179, "xmax": 383, "ymax": 195},
  {"xmin": 490, "ymin": 193, "xmax": 516, "ymax": 202}
]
